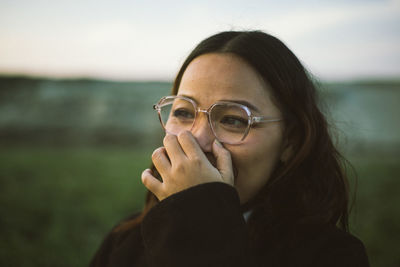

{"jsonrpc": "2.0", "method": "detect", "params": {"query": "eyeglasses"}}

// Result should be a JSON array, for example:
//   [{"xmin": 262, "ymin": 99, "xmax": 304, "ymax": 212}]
[{"xmin": 153, "ymin": 95, "xmax": 283, "ymax": 145}]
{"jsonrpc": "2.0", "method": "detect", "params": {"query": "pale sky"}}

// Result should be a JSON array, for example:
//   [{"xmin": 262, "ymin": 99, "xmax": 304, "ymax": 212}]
[{"xmin": 0, "ymin": 0, "xmax": 399, "ymax": 81}]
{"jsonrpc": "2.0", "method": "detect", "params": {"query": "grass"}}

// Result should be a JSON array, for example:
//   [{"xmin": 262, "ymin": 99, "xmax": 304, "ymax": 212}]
[
  {"xmin": 348, "ymin": 156, "xmax": 400, "ymax": 267},
  {"xmin": 0, "ymin": 146, "xmax": 151, "ymax": 267},
  {"xmin": 0, "ymin": 146, "xmax": 399, "ymax": 266}
]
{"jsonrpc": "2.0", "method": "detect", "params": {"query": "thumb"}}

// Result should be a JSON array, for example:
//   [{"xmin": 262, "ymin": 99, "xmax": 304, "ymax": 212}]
[
  {"xmin": 212, "ymin": 139, "xmax": 234, "ymax": 185},
  {"xmin": 141, "ymin": 168, "xmax": 163, "ymax": 200}
]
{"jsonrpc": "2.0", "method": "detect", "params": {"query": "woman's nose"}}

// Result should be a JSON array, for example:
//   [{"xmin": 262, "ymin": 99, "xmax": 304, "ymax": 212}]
[{"xmin": 190, "ymin": 111, "xmax": 215, "ymax": 152}]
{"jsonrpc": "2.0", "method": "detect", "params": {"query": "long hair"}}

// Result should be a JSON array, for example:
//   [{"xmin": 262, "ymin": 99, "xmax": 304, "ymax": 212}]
[{"xmin": 115, "ymin": 31, "xmax": 350, "ymax": 234}]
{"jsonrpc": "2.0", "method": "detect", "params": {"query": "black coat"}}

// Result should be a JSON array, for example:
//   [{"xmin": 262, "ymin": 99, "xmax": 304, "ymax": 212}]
[{"xmin": 90, "ymin": 182, "xmax": 370, "ymax": 267}]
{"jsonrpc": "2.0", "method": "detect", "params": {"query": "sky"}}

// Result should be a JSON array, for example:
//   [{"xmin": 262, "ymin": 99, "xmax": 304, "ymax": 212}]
[{"xmin": 0, "ymin": 0, "xmax": 399, "ymax": 81}]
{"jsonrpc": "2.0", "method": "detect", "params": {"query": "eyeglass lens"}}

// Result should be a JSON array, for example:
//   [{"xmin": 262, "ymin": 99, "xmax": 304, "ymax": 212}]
[{"xmin": 158, "ymin": 97, "xmax": 250, "ymax": 143}]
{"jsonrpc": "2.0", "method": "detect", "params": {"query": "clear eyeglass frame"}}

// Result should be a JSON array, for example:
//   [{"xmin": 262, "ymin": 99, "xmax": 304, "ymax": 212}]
[{"xmin": 153, "ymin": 95, "xmax": 283, "ymax": 145}]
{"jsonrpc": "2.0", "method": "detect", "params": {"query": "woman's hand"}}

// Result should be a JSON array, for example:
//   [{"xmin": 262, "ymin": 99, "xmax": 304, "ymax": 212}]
[{"xmin": 141, "ymin": 131, "xmax": 234, "ymax": 201}]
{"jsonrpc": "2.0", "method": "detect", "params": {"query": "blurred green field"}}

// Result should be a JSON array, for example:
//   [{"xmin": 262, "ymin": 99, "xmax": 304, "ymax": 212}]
[
  {"xmin": 0, "ymin": 146, "xmax": 151, "ymax": 267},
  {"xmin": 0, "ymin": 146, "xmax": 399, "ymax": 267}
]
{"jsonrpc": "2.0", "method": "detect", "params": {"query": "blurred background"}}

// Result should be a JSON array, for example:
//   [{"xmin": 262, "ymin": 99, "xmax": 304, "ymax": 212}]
[{"xmin": 0, "ymin": 0, "xmax": 399, "ymax": 266}]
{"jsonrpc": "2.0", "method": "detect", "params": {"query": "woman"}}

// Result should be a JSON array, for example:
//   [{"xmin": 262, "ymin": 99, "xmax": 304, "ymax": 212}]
[{"xmin": 90, "ymin": 31, "xmax": 370, "ymax": 267}]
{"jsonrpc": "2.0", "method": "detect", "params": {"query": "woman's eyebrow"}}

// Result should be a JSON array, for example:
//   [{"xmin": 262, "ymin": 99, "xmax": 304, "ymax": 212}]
[
  {"xmin": 220, "ymin": 99, "xmax": 260, "ymax": 113},
  {"xmin": 178, "ymin": 94, "xmax": 260, "ymax": 113}
]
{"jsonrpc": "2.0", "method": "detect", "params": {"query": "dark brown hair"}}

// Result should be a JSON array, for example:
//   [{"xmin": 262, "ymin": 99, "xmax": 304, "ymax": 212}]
[{"xmin": 115, "ymin": 30, "xmax": 350, "ymax": 234}]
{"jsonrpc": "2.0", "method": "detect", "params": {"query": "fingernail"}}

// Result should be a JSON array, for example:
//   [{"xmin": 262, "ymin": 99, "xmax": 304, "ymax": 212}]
[{"xmin": 214, "ymin": 139, "xmax": 223, "ymax": 147}]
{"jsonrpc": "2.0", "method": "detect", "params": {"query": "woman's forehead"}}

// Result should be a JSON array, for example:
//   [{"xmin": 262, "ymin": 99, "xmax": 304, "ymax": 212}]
[
  {"xmin": 181, "ymin": 53, "xmax": 265, "ymax": 89},
  {"xmin": 178, "ymin": 53, "xmax": 277, "ymax": 114}
]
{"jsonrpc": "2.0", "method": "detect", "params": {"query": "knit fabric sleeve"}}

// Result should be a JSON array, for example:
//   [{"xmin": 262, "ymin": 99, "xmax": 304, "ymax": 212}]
[{"xmin": 141, "ymin": 182, "xmax": 256, "ymax": 267}]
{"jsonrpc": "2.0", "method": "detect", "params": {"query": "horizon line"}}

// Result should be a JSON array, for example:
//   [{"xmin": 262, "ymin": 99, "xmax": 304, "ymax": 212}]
[{"xmin": 1, "ymin": 71, "xmax": 400, "ymax": 84}]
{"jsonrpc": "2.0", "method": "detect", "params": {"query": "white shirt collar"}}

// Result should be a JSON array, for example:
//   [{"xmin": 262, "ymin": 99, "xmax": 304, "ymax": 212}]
[{"xmin": 243, "ymin": 210, "xmax": 253, "ymax": 223}]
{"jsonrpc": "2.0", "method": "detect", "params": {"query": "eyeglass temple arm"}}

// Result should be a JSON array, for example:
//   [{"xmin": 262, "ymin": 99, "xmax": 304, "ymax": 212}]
[{"xmin": 252, "ymin": 117, "xmax": 283, "ymax": 123}]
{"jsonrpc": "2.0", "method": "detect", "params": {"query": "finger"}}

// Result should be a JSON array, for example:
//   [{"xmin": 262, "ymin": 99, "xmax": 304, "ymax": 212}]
[
  {"xmin": 177, "ymin": 131, "xmax": 208, "ymax": 161},
  {"xmin": 163, "ymin": 134, "xmax": 186, "ymax": 165},
  {"xmin": 141, "ymin": 168, "xmax": 163, "ymax": 199},
  {"xmin": 212, "ymin": 139, "xmax": 234, "ymax": 184},
  {"xmin": 152, "ymin": 147, "xmax": 171, "ymax": 176}
]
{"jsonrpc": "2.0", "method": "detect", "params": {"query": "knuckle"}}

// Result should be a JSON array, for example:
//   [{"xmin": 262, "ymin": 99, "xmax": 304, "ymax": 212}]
[
  {"xmin": 152, "ymin": 147, "xmax": 163, "ymax": 160},
  {"xmin": 178, "ymin": 130, "xmax": 191, "ymax": 140},
  {"xmin": 191, "ymin": 156, "xmax": 203, "ymax": 167},
  {"xmin": 174, "ymin": 164, "xmax": 185, "ymax": 173},
  {"xmin": 163, "ymin": 134, "xmax": 175, "ymax": 145}
]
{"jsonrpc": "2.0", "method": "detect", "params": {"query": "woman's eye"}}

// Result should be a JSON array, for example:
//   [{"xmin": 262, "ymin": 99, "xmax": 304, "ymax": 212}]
[
  {"xmin": 220, "ymin": 116, "xmax": 248, "ymax": 128},
  {"xmin": 173, "ymin": 108, "xmax": 194, "ymax": 119}
]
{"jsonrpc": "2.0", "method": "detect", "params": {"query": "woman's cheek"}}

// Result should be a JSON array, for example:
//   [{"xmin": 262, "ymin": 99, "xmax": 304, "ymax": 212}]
[{"xmin": 234, "ymin": 145, "xmax": 276, "ymax": 203}]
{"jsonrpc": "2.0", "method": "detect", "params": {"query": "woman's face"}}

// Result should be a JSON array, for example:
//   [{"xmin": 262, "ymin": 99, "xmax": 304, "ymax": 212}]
[{"xmin": 177, "ymin": 53, "xmax": 287, "ymax": 205}]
